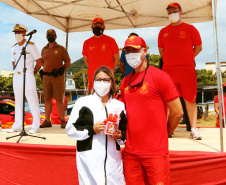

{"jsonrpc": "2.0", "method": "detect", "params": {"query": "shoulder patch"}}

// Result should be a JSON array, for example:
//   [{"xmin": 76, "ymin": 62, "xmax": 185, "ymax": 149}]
[
  {"xmin": 12, "ymin": 43, "xmax": 18, "ymax": 47},
  {"xmin": 28, "ymin": 41, "xmax": 34, "ymax": 45}
]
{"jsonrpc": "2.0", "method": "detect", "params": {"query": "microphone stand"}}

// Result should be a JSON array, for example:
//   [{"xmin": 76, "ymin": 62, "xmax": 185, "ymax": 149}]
[{"xmin": 6, "ymin": 34, "xmax": 46, "ymax": 143}]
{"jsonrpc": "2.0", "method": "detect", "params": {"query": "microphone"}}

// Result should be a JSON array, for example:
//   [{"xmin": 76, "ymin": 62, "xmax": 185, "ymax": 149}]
[{"xmin": 26, "ymin": 30, "xmax": 37, "ymax": 36}]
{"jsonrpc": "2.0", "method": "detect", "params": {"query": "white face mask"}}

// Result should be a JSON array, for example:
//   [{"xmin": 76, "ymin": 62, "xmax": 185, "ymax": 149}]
[
  {"xmin": 94, "ymin": 81, "xmax": 111, "ymax": 97},
  {"xmin": 125, "ymin": 50, "xmax": 144, "ymax": 69},
  {"xmin": 169, "ymin": 12, "xmax": 180, "ymax": 23},
  {"xmin": 15, "ymin": 34, "xmax": 24, "ymax": 43}
]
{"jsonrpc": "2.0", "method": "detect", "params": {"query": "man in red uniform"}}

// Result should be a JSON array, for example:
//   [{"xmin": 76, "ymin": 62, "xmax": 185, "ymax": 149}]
[
  {"xmin": 214, "ymin": 83, "xmax": 226, "ymax": 128},
  {"xmin": 51, "ymin": 96, "xmax": 68, "ymax": 125},
  {"xmin": 82, "ymin": 18, "xmax": 119, "ymax": 91},
  {"xmin": 158, "ymin": 2, "xmax": 203, "ymax": 140},
  {"xmin": 120, "ymin": 36, "xmax": 183, "ymax": 185}
]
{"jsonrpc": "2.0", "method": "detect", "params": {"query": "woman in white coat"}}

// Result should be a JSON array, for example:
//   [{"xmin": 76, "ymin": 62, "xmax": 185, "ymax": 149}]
[{"xmin": 66, "ymin": 66, "xmax": 127, "ymax": 185}]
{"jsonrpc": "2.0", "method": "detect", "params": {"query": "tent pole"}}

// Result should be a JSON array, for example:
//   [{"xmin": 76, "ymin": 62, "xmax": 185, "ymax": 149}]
[
  {"xmin": 213, "ymin": 0, "xmax": 224, "ymax": 152},
  {"xmin": 66, "ymin": 17, "xmax": 69, "ymax": 50},
  {"xmin": 64, "ymin": 17, "xmax": 70, "ymax": 116}
]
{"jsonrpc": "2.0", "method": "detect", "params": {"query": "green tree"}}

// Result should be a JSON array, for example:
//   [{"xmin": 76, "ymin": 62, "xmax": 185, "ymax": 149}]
[
  {"xmin": 196, "ymin": 69, "xmax": 217, "ymax": 85},
  {"xmin": 0, "ymin": 74, "xmax": 13, "ymax": 91},
  {"xmin": 114, "ymin": 64, "xmax": 124, "ymax": 87},
  {"xmin": 73, "ymin": 68, "xmax": 88, "ymax": 89},
  {"xmin": 148, "ymin": 54, "xmax": 161, "ymax": 68}
]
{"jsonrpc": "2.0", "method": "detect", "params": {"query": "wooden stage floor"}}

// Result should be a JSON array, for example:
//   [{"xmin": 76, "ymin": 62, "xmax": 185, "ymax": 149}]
[{"xmin": 0, "ymin": 126, "xmax": 225, "ymax": 152}]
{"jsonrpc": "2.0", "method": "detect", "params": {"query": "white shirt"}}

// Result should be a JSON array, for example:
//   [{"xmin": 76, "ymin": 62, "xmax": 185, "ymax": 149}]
[{"xmin": 12, "ymin": 40, "xmax": 41, "ymax": 72}]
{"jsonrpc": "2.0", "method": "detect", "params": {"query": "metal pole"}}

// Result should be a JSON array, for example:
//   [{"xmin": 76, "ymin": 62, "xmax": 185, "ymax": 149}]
[
  {"xmin": 64, "ymin": 17, "xmax": 70, "ymax": 116},
  {"xmin": 212, "ymin": 0, "xmax": 224, "ymax": 152}
]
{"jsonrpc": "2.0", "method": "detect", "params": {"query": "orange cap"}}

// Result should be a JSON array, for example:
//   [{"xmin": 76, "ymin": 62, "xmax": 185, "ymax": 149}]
[
  {"xmin": 92, "ymin": 18, "xmax": 104, "ymax": 25},
  {"xmin": 166, "ymin": 2, "xmax": 181, "ymax": 10},
  {"xmin": 122, "ymin": 36, "xmax": 146, "ymax": 51},
  {"xmin": 223, "ymin": 83, "xmax": 226, "ymax": 87}
]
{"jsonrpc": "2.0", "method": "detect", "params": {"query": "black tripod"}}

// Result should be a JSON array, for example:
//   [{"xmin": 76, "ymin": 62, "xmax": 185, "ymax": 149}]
[{"xmin": 6, "ymin": 35, "xmax": 46, "ymax": 143}]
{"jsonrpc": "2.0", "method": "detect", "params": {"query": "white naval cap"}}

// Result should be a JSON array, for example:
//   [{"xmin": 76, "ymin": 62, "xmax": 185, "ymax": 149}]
[{"xmin": 12, "ymin": 24, "xmax": 28, "ymax": 32}]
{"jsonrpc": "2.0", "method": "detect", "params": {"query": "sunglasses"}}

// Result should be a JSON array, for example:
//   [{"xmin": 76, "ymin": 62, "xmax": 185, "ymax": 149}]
[
  {"xmin": 95, "ymin": 77, "xmax": 111, "ymax": 83},
  {"xmin": 128, "ymin": 67, "xmax": 148, "ymax": 88}
]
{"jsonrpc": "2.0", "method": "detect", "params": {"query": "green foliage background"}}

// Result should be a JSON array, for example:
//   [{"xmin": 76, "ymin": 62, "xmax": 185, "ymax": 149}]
[{"xmin": 0, "ymin": 56, "xmax": 223, "ymax": 92}]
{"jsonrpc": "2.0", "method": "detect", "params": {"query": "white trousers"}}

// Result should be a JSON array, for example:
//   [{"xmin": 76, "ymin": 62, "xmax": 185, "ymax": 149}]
[{"xmin": 12, "ymin": 72, "xmax": 40, "ymax": 130}]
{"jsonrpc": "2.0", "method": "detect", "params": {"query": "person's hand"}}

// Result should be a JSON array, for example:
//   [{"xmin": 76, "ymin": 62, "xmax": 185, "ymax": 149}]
[
  {"xmin": 93, "ymin": 121, "xmax": 106, "ymax": 134},
  {"xmin": 111, "ymin": 130, "xmax": 122, "ymax": 140}
]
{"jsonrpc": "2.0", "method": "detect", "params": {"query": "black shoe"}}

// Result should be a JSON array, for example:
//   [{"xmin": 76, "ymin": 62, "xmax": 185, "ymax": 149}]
[{"xmin": 168, "ymin": 132, "xmax": 174, "ymax": 138}]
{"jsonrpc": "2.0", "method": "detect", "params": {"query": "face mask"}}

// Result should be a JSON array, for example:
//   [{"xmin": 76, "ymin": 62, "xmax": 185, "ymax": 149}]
[
  {"xmin": 15, "ymin": 34, "xmax": 24, "ymax": 43},
  {"xmin": 48, "ymin": 37, "xmax": 56, "ymax": 43},
  {"xmin": 94, "ymin": 81, "xmax": 111, "ymax": 97},
  {"xmin": 126, "ymin": 50, "xmax": 144, "ymax": 69},
  {"xmin": 169, "ymin": 12, "xmax": 180, "ymax": 23},
  {"xmin": 92, "ymin": 27, "xmax": 104, "ymax": 36}
]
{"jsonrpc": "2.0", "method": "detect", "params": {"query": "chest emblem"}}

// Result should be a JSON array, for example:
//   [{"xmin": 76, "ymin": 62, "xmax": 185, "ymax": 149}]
[
  {"xmin": 140, "ymin": 82, "xmax": 148, "ymax": 94},
  {"xmin": 164, "ymin": 33, "xmax": 169, "ymax": 37},
  {"xmin": 179, "ymin": 31, "xmax": 186, "ymax": 38},
  {"xmin": 54, "ymin": 50, "xmax": 58, "ymax": 54},
  {"xmin": 13, "ymin": 52, "xmax": 16, "ymax": 55},
  {"xmin": 89, "ymin": 46, "xmax": 95, "ymax": 50},
  {"xmin": 157, "ymin": 182, "xmax": 164, "ymax": 185},
  {"xmin": 101, "ymin": 44, "xmax": 106, "ymax": 51},
  {"xmin": 124, "ymin": 87, "xmax": 129, "ymax": 93}
]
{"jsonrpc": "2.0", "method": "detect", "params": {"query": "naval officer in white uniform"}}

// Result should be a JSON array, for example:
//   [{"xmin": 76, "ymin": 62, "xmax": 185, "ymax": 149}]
[{"xmin": 7, "ymin": 24, "xmax": 42, "ymax": 134}]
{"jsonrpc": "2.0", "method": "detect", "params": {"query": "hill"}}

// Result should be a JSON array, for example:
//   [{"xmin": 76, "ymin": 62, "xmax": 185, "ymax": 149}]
[{"xmin": 67, "ymin": 58, "xmax": 87, "ymax": 74}]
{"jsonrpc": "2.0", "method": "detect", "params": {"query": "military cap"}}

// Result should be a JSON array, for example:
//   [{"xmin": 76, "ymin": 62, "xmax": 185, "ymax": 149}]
[
  {"xmin": 46, "ymin": 29, "xmax": 56, "ymax": 37},
  {"xmin": 12, "ymin": 24, "xmax": 28, "ymax": 32}
]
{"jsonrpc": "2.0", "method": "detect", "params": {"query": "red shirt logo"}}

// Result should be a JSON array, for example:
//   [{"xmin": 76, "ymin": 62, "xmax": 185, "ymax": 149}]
[
  {"xmin": 101, "ymin": 44, "xmax": 106, "ymax": 51},
  {"xmin": 140, "ymin": 82, "xmax": 148, "ymax": 94},
  {"xmin": 89, "ymin": 46, "xmax": 95, "ymax": 50},
  {"xmin": 164, "ymin": 33, "xmax": 169, "ymax": 37},
  {"xmin": 179, "ymin": 31, "xmax": 186, "ymax": 38},
  {"xmin": 124, "ymin": 87, "xmax": 129, "ymax": 93},
  {"xmin": 157, "ymin": 182, "xmax": 164, "ymax": 185}
]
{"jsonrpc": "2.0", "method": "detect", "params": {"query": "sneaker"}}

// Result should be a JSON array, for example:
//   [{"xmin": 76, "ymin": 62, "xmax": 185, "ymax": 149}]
[
  {"xmin": 28, "ymin": 129, "xmax": 39, "ymax": 134},
  {"xmin": 6, "ymin": 128, "xmax": 21, "ymax": 133},
  {"xmin": 190, "ymin": 128, "xmax": 202, "ymax": 140},
  {"xmin": 40, "ymin": 120, "xmax": 52, "ymax": 128},
  {"xmin": 60, "ymin": 120, "xmax": 66, "ymax": 129}
]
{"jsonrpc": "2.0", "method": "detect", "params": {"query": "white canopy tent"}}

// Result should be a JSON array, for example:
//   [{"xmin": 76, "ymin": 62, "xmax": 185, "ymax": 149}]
[{"xmin": 0, "ymin": 0, "xmax": 224, "ymax": 151}]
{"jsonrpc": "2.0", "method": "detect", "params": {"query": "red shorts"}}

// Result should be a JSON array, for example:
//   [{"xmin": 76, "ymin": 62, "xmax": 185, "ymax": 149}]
[
  {"xmin": 163, "ymin": 68, "xmax": 197, "ymax": 103},
  {"xmin": 123, "ymin": 152, "xmax": 170, "ymax": 185}
]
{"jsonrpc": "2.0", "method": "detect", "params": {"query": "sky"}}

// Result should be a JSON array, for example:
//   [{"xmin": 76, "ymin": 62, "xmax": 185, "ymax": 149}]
[{"xmin": 0, "ymin": 0, "xmax": 226, "ymax": 72}]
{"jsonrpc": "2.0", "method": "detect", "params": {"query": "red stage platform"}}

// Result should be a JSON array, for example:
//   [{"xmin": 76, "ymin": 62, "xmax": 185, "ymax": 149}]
[{"xmin": 0, "ymin": 126, "xmax": 226, "ymax": 185}]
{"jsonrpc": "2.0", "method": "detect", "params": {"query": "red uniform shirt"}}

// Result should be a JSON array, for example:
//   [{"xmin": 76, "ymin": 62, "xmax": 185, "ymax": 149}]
[
  {"xmin": 82, "ymin": 34, "xmax": 119, "ymax": 82},
  {"xmin": 158, "ymin": 23, "xmax": 202, "ymax": 70},
  {"xmin": 120, "ymin": 66, "xmax": 179, "ymax": 155}
]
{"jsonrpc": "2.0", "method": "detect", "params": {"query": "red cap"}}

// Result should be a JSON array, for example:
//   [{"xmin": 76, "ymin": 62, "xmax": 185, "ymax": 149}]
[
  {"xmin": 223, "ymin": 83, "xmax": 226, "ymax": 87},
  {"xmin": 92, "ymin": 18, "xmax": 104, "ymax": 25},
  {"xmin": 122, "ymin": 36, "xmax": 146, "ymax": 51},
  {"xmin": 166, "ymin": 2, "xmax": 181, "ymax": 10}
]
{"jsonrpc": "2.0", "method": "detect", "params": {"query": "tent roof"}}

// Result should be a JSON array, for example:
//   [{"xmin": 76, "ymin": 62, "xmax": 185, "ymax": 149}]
[{"xmin": 1, "ymin": 0, "xmax": 213, "ymax": 32}]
